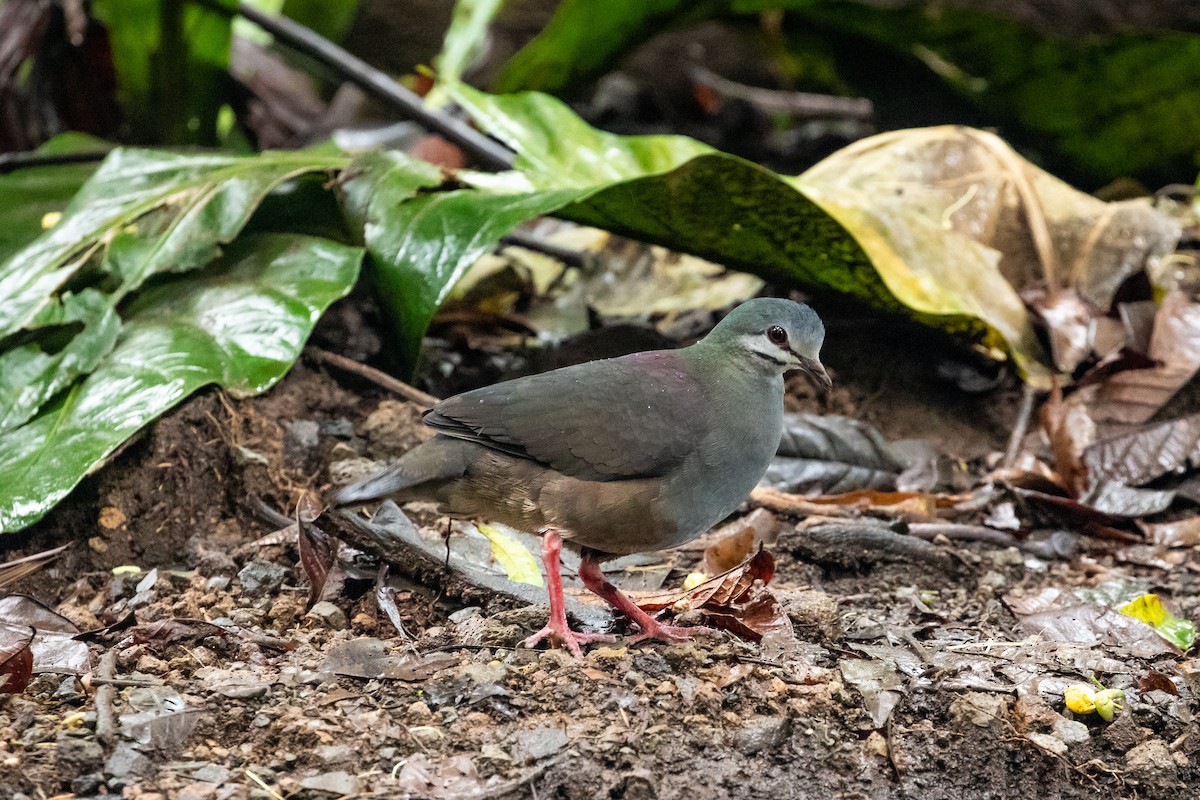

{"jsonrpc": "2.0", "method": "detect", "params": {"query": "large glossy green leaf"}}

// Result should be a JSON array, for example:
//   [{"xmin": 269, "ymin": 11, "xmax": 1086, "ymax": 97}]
[
  {"xmin": 442, "ymin": 83, "xmax": 1048, "ymax": 378},
  {"xmin": 371, "ymin": 188, "xmax": 582, "ymax": 367},
  {"xmin": 0, "ymin": 134, "xmax": 109, "ymax": 261},
  {"xmin": 0, "ymin": 147, "xmax": 348, "ymax": 432},
  {"xmin": 451, "ymin": 83, "xmax": 713, "ymax": 186},
  {"xmin": 0, "ymin": 148, "xmax": 348, "ymax": 339},
  {"xmin": 0, "ymin": 234, "xmax": 363, "ymax": 533}
]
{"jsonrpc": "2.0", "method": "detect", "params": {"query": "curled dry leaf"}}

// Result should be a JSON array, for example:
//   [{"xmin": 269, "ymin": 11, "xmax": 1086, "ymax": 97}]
[
  {"xmin": 297, "ymin": 520, "xmax": 339, "ymax": 610},
  {"xmin": 702, "ymin": 508, "xmax": 778, "ymax": 575},
  {"xmin": 0, "ymin": 593, "xmax": 88, "ymax": 674},
  {"xmin": 1089, "ymin": 289, "xmax": 1200, "ymax": 425},
  {"xmin": 1138, "ymin": 671, "xmax": 1179, "ymax": 696},
  {"xmin": 634, "ymin": 550, "xmax": 791, "ymax": 643},
  {"xmin": 799, "ymin": 126, "xmax": 1179, "ymax": 383},
  {"xmin": 1138, "ymin": 516, "xmax": 1200, "ymax": 548},
  {"xmin": 0, "ymin": 625, "xmax": 33, "ymax": 694}
]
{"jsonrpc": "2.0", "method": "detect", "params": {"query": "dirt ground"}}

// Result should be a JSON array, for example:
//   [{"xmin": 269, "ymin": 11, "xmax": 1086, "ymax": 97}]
[{"xmin": 1, "ymin": 300, "xmax": 1198, "ymax": 800}]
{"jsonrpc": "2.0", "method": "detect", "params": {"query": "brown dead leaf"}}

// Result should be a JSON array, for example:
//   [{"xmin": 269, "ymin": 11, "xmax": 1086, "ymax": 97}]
[
  {"xmin": 0, "ymin": 623, "xmax": 33, "ymax": 694},
  {"xmin": 1138, "ymin": 671, "xmax": 1179, "ymax": 695},
  {"xmin": 298, "ymin": 521, "xmax": 339, "ymax": 610},
  {"xmin": 1090, "ymin": 289, "xmax": 1200, "ymax": 425},
  {"xmin": 1039, "ymin": 384, "xmax": 1095, "ymax": 495},
  {"xmin": 1082, "ymin": 411, "xmax": 1200, "ymax": 489},
  {"xmin": 633, "ymin": 550, "xmax": 791, "ymax": 643},
  {"xmin": 1138, "ymin": 516, "xmax": 1200, "ymax": 548},
  {"xmin": 702, "ymin": 508, "xmax": 778, "ymax": 575}
]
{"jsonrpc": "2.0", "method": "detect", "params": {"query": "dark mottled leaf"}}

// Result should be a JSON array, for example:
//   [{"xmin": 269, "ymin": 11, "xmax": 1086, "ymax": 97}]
[{"xmin": 763, "ymin": 413, "xmax": 907, "ymax": 495}]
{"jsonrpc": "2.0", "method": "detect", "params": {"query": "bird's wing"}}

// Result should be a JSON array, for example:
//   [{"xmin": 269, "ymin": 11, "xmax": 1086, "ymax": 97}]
[{"xmin": 423, "ymin": 351, "xmax": 707, "ymax": 480}]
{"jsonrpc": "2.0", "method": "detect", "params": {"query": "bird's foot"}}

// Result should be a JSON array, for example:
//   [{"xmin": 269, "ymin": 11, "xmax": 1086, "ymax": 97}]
[
  {"xmin": 627, "ymin": 619, "xmax": 718, "ymax": 644},
  {"xmin": 523, "ymin": 623, "xmax": 615, "ymax": 658}
]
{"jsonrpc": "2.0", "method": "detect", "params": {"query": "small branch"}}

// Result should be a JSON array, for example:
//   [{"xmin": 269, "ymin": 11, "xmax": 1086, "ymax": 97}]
[
  {"xmin": 1001, "ymin": 384, "xmax": 1039, "ymax": 468},
  {"xmin": 93, "ymin": 649, "xmax": 119, "ymax": 747},
  {"xmin": 190, "ymin": 0, "xmax": 514, "ymax": 171},
  {"xmin": 306, "ymin": 347, "xmax": 440, "ymax": 408},
  {"xmin": 749, "ymin": 486, "xmax": 852, "ymax": 518},
  {"xmin": 500, "ymin": 229, "xmax": 588, "ymax": 268},
  {"xmin": 690, "ymin": 65, "xmax": 874, "ymax": 120}
]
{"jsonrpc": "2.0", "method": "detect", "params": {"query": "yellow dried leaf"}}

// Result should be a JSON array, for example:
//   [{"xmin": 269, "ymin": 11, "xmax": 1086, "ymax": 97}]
[{"xmin": 476, "ymin": 524, "xmax": 543, "ymax": 587}]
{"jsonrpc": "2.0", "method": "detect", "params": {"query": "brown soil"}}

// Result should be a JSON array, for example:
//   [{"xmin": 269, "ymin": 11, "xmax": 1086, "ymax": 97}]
[{"xmin": 1, "ymin": 313, "xmax": 1197, "ymax": 800}]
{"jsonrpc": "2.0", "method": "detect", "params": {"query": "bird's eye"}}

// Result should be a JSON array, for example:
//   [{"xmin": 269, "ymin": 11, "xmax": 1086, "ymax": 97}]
[{"xmin": 767, "ymin": 326, "xmax": 788, "ymax": 345}]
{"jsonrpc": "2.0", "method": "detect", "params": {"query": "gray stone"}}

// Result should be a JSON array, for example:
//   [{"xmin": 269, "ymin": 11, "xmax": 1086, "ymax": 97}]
[
  {"xmin": 950, "ymin": 692, "xmax": 1009, "ymax": 728},
  {"xmin": 1125, "ymin": 738, "xmax": 1177, "ymax": 777},
  {"xmin": 105, "ymin": 743, "xmax": 152, "ymax": 785},
  {"xmin": 449, "ymin": 606, "xmax": 482, "ymax": 623},
  {"xmin": 1028, "ymin": 732, "xmax": 1068, "ymax": 756},
  {"xmin": 315, "ymin": 744, "xmax": 354, "ymax": 765},
  {"xmin": 71, "ymin": 773, "xmax": 104, "ymax": 795},
  {"xmin": 238, "ymin": 560, "xmax": 289, "ymax": 596},
  {"xmin": 56, "ymin": 734, "xmax": 104, "ymax": 774},
  {"xmin": 514, "ymin": 726, "xmax": 569, "ymax": 762},
  {"xmin": 300, "ymin": 771, "xmax": 360, "ymax": 795},
  {"xmin": 1053, "ymin": 717, "xmax": 1090, "ymax": 745},
  {"xmin": 306, "ymin": 601, "xmax": 347, "ymax": 629},
  {"xmin": 192, "ymin": 763, "xmax": 232, "ymax": 784},
  {"xmin": 283, "ymin": 420, "xmax": 321, "ymax": 469},
  {"xmin": 735, "ymin": 715, "xmax": 792, "ymax": 755}
]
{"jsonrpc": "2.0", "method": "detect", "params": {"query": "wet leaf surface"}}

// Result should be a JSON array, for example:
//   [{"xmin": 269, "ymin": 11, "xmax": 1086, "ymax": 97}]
[{"xmin": 0, "ymin": 234, "xmax": 362, "ymax": 532}]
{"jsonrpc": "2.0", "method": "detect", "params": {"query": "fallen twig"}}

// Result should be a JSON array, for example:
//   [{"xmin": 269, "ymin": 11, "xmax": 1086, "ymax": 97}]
[
  {"xmin": 749, "ymin": 487, "xmax": 853, "ymax": 518},
  {"xmin": 1001, "ymin": 384, "xmax": 1039, "ymax": 468},
  {"xmin": 306, "ymin": 347, "xmax": 440, "ymax": 408},
  {"xmin": 0, "ymin": 544, "xmax": 67, "ymax": 589},
  {"xmin": 93, "ymin": 649, "xmax": 118, "ymax": 747}
]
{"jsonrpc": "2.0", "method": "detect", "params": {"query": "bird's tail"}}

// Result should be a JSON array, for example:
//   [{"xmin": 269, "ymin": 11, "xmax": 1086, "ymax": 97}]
[{"xmin": 329, "ymin": 436, "xmax": 477, "ymax": 506}]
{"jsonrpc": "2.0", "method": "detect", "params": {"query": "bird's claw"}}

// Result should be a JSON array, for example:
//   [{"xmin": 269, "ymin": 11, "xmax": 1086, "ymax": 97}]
[
  {"xmin": 523, "ymin": 623, "xmax": 615, "ymax": 658},
  {"xmin": 627, "ymin": 621, "xmax": 718, "ymax": 645}
]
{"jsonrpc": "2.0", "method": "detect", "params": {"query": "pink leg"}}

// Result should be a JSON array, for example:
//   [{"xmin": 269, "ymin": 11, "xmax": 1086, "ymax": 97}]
[
  {"xmin": 578, "ymin": 553, "xmax": 715, "ymax": 643},
  {"xmin": 523, "ymin": 530, "xmax": 614, "ymax": 657}
]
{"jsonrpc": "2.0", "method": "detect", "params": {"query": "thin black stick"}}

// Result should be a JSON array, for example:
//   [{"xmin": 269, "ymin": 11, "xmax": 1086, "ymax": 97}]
[
  {"xmin": 190, "ymin": 0, "xmax": 514, "ymax": 171},
  {"xmin": 0, "ymin": 149, "xmax": 109, "ymax": 174}
]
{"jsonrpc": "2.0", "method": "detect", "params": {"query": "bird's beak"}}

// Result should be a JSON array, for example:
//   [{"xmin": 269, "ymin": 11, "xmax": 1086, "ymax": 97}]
[{"xmin": 796, "ymin": 355, "xmax": 832, "ymax": 394}]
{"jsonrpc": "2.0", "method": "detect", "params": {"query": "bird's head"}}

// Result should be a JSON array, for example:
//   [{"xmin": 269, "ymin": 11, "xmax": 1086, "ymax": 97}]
[{"xmin": 705, "ymin": 298, "xmax": 831, "ymax": 391}]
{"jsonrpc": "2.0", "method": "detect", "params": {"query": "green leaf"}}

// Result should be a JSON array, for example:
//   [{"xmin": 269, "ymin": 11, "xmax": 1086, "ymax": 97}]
[
  {"xmin": 281, "ymin": 0, "xmax": 359, "ymax": 43},
  {"xmin": 443, "ymin": 84, "xmax": 1050, "ymax": 379},
  {"xmin": 0, "ymin": 290, "xmax": 121, "ymax": 433},
  {"xmin": 0, "ymin": 147, "xmax": 348, "ymax": 427},
  {"xmin": 435, "ymin": 0, "xmax": 506, "ymax": 86},
  {"xmin": 0, "ymin": 234, "xmax": 363, "ymax": 534},
  {"xmin": 494, "ymin": 0, "xmax": 719, "ymax": 94},
  {"xmin": 91, "ymin": 0, "xmax": 233, "ymax": 145},
  {"xmin": 369, "ymin": 185, "xmax": 581, "ymax": 368},
  {"xmin": 1118, "ymin": 593, "xmax": 1197, "ymax": 651},
  {"xmin": 0, "ymin": 134, "xmax": 109, "ymax": 261},
  {"xmin": 0, "ymin": 147, "xmax": 348, "ymax": 341},
  {"xmin": 449, "ymin": 83, "xmax": 713, "ymax": 186}
]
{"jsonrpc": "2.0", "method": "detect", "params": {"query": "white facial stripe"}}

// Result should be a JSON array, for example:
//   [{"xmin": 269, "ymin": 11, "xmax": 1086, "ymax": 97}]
[{"xmin": 741, "ymin": 333, "xmax": 793, "ymax": 366}]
